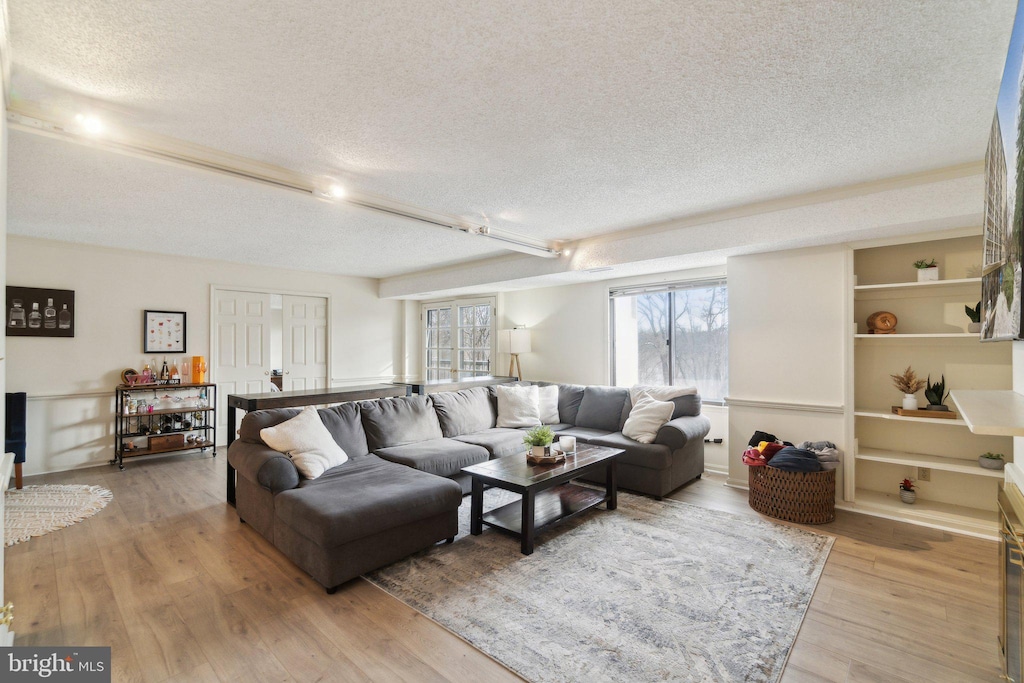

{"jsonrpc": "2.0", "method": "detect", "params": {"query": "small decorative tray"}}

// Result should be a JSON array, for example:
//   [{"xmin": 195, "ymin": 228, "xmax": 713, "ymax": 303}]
[
  {"xmin": 527, "ymin": 449, "xmax": 566, "ymax": 465},
  {"xmin": 890, "ymin": 406, "xmax": 958, "ymax": 419}
]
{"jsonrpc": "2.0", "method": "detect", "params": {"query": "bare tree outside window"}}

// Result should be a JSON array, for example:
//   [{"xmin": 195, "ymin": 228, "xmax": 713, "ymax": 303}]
[{"xmin": 612, "ymin": 281, "xmax": 728, "ymax": 401}]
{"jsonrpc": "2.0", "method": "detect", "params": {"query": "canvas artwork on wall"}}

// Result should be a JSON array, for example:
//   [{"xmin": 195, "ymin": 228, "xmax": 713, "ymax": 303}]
[
  {"xmin": 6, "ymin": 286, "xmax": 75, "ymax": 338},
  {"xmin": 983, "ymin": 0, "xmax": 1024, "ymax": 341}
]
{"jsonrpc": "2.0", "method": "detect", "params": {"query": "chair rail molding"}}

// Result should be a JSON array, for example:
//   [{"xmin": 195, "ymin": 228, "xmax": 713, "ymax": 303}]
[{"xmin": 725, "ymin": 397, "xmax": 844, "ymax": 414}]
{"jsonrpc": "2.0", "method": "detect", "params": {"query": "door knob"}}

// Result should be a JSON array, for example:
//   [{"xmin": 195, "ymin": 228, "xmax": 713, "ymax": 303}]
[
  {"xmin": 264, "ymin": 371, "xmax": 269, "ymax": 375},
  {"xmin": 285, "ymin": 371, "xmax": 290, "ymax": 375}
]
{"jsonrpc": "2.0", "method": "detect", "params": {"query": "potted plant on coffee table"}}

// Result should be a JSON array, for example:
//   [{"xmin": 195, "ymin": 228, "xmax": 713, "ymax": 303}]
[
  {"xmin": 523, "ymin": 426, "xmax": 556, "ymax": 460},
  {"xmin": 914, "ymin": 258, "xmax": 939, "ymax": 282},
  {"xmin": 890, "ymin": 366, "xmax": 927, "ymax": 411},
  {"xmin": 899, "ymin": 479, "xmax": 916, "ymax": 504}
]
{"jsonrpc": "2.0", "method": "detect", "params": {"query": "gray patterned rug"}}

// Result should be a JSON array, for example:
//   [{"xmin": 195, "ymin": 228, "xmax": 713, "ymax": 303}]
[{"xmin": 365, "ymin": 488, "xmax": 833, "ymax": 682}]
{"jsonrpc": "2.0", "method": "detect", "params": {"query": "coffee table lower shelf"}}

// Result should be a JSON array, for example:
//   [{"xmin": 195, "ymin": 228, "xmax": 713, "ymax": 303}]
[{"xmin": 481, "ymin": 483, "xmax": 607, "ymax": 536}]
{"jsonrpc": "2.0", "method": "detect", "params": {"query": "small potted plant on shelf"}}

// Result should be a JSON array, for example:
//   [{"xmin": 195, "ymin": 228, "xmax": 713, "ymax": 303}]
[
  {"xmin": 924, "ymin": 374, "xmax": 950, "ymax": 411},
  {"xmin": 899, "ymin": 479, "xmax": 916, "ymax": 504},
  {"xmin": 523, "ymin": 425, "xmax": 556, "ymax": 459},
  {"xmin": 891, "ymin": 366, "xmax": 927, "ymax": 410},
  {"xmin": 979, "ymin": 452, "xmax": 1006, "ymax": 470},
  {"xmin": 914, "ymin": 258, "xmax": 939, "ymax": 282},
  {"xmin": 965, "ymin": 301, "xmax": 982, "ymax": 334}
]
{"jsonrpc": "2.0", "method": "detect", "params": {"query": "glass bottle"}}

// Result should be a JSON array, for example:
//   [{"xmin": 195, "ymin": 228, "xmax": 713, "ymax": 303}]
[
  {"xmin": 27, "ymin": 302, "xmax": 41, "ymax": 329},
  {"xmin": 169, "ymin": 361, "xmax": 179, "ymax": 381},
  {"xmin": 141, "ymin": 363, "xmax": 152, "ymax": 383},
  {"xmin": 160, "ymin": 357, "xmax": 169, "ymax": 381},
  {"xmin": 8, "ymin": 299, "xmax": 25, "ymax": 328},
  {"xmin": 58, "ymin": 304, "xmax": 71, "ymax": 329},
  {"xmin": 43, "ymin": 298, "xmax": 56, "ymax": 329}
]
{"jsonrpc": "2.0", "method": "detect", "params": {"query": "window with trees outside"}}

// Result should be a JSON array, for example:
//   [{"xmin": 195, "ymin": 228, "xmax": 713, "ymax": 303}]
[
  {"xmin": 422, "ymin": 297, "xmax": 495, "ymax": 382},
  {"xmin": 610, "ymin": 279, "xmax": 727, "ymax": 402}
]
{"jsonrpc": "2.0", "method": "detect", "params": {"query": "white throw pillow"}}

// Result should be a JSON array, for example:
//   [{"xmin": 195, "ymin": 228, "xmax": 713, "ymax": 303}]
[
  {"xmin": 496, "ymin": 385, "xmax": 541, "ymax": 428},
  {"xmin": 622, "ymin": 393, "xmax": 675, "ymax": 444},
  {"xmin": 260, "ymin": 406, "xmax": 349, "ymax": 479},
  {"xmin": 538, "ymin": 385, "xmax": 560, "ymax": 425},
  {"xmin": 629, "ymin": 384, "xmax": 697, "ymax": 405}
]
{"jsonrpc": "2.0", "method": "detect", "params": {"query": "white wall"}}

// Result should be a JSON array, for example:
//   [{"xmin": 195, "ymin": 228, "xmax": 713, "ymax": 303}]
[
  {"xmin": 6, "ymin": 236, "xmax": 402, "ymax": 475},
  {"xmin": 726, "ymin": 245, "xmax": 850, "ymax": 490}
]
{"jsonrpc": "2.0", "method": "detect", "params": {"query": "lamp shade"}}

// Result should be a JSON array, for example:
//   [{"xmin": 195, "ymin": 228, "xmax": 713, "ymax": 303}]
[{"xmin": 504, "ymin": 328, "xmax": 532, "ymax": 354}]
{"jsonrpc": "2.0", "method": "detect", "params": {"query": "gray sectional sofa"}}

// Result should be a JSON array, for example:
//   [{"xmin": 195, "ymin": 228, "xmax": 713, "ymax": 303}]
[{"xmin": 228, "ymin": 382, "xmax": 710, "ymax": 591}]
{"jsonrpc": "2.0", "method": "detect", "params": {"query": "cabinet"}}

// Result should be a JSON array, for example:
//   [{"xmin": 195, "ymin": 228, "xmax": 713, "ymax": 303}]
[
  {"xmin": 846, "ymin": 234, "xmax": 1014, "ymax": 538},
  {"xmin": 111, "ymin": 382, "xmax": 217, "ymax": 470}
]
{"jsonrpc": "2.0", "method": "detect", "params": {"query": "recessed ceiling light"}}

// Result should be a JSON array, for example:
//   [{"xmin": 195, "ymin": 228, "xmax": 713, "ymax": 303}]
[{"xmin": 327, "ymin": 184, "xmax": 346, "ymax": 199}]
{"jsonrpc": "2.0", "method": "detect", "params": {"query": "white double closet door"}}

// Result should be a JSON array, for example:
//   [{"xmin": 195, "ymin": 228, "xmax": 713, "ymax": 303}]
[{"xmin": 213, "ymin": 289, "xmax": 328, "ymax": 432}]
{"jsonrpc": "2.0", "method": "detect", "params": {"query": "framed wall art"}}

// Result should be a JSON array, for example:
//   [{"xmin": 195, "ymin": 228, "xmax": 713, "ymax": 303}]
[
  {"xmin": 6, "ymin": 286, "xmax": 75, "ymax": 338},
  {"xmin": 144, "ymin": 310, "xmax": 187, "ymax": 353}
]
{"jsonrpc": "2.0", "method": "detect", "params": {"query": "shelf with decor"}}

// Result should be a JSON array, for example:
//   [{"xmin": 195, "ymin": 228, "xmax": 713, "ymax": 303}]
[
  {"xmin": 853, "ymin": 333, "xmax": 976, "ymax": 339},
  {"xmin": 112, "ymin": 382, "xmax": 217, "ymax": 470},
  {"xmin": 837, "ymin": 489, "xmax": 999, "ymax": 539},
  {"xmin": 850, "ymin": 233, "xmax": 1013, "ymax": 539},
  {"xmin": 853, "ymin": 277, "xmax": 981, "ymax": 292},
  {"xmin": 855, "ymin": 447, "xmax": 1005, "ymax": 478}
]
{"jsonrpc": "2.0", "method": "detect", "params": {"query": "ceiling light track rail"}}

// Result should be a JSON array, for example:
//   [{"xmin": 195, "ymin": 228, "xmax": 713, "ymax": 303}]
[{"xmin": 6, "ymin": 108, "xmax": 562, "ymax": 259}]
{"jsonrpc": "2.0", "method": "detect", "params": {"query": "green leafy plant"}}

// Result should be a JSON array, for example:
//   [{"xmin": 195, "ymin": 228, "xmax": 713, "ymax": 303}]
[
  {"xmin": 981, "ymin": 452, "xmax": 1005, "ymax": 460},
  {"xmin": 924, "ymin": 374, "xmax": 948, "ymax": 406},
  {"xmin": 890, "ymin": 366, "xmax": 926, "ymax": 395},
  {"xmin": 523, "ymin": 425, "xmax": 555, "ymax": 447},
  {"xmin": 913, "ymin": 258, "xmax": 937, "ymax": 269},
  {"xmin": 899, "ymin": 478, "xmax": 915, "ymax": 492},
  {"xmin": 965, "ymin": 302, "xmax": 981, "ymax": 323}
]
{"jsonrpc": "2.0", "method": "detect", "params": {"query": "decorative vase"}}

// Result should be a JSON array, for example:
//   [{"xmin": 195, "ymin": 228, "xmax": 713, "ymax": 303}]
[
  {"xmin": 902, "ymin": 394, "xmax": 918, "ymax": 410},
  {"xmin": 924, "ymin": 404, "xmax": 950, "ymax": 411},
  {"xmin": 917, "ymin": 267, "xmax": 939, "ymax": 282},
  {"xmin": 968, "ymin": 322, "xmax": 982, "ymax": 334},
  {"xmin": 899, "ymin": 490, "xmax": 916, "ymax": 504},
  {"xmin": 531, "ymin": 445, "xmax": 551, "ymax": 459},
  {"xmin": 979, "ymin": 456, "xmax": 1006, "ymax": 470}
]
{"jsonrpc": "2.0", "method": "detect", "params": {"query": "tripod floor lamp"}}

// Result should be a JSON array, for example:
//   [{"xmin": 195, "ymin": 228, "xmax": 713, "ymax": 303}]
[{"xmin": 504, "ymin": 328, "xmax": 532, "ymax": 380}]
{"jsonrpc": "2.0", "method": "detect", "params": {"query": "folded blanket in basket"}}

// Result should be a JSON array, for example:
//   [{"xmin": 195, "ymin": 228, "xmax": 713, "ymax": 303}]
[{"xmin": 767, "ymin": 447, "xmax": 823, "ymax": 472}]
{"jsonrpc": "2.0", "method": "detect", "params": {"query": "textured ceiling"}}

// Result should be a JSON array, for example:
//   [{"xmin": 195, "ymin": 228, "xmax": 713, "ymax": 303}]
[
  {"xmin": 6, "ymin": 131, "xmax": 507, "ymax": 277},
  {"xmin": 5, "ymin": 0, "xmax": 1019, "ymax": 276}
]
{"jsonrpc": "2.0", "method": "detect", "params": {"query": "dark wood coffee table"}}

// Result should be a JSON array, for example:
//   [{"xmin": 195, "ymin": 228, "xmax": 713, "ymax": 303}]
[{"xmin": 462, "ymin": 443, "xmax": 621, "ymax": 555}]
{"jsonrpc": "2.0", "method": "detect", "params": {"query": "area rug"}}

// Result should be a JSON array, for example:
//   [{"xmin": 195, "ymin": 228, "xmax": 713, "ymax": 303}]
[
  {"xmin": 366, "ymin": 489, "xmax": 833, "ymax": 683},
  {"xmin": 5, "ymin": 484, "xmax": 112, "ymax": 546}
]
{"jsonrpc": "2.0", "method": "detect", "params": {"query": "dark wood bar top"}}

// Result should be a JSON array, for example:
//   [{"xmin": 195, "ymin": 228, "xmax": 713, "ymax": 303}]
[
  {"xmin": 397, "ymin": 375, "xmax": 519, "ymax": 395},
  {"xmin": 226, "ymin": 383, "xmax": 410, "ymax": 411}
]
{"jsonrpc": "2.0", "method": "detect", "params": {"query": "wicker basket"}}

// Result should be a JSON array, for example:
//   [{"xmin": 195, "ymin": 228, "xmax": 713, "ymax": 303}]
[{"xmin": 748, "ymin": 466, "xmax": 836, "ymax": 525}]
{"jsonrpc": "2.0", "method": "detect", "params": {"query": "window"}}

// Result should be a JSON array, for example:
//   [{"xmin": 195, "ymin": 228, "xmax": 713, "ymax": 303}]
[
  {"xmin": 610, "ymin": 279, "xmax": 727, "ymax": 402},
  {"xmin": 422, "ymin": 297, "xmax": 495, "ymax": 381}
]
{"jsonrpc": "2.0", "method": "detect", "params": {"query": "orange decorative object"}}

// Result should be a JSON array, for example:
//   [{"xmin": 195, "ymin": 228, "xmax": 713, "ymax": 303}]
[{"xmin": 192, "ymin": 355, "xmax": 207, "ymax": 383}]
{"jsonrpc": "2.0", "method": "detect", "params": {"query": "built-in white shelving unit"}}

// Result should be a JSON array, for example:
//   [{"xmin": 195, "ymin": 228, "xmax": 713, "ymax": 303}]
[{"xmin": 847, "ymin": 234, "xmax": 1013, "ymax": 540}]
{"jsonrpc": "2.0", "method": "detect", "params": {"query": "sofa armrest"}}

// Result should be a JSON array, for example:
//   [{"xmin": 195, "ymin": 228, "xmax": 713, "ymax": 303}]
[
  {"xmin": 228, "ymin": 441, "xmax": 300, "ymax": 494},
  {"xmin": 654, "ymin": 415, "xmax": 711, "ymax": 452}
]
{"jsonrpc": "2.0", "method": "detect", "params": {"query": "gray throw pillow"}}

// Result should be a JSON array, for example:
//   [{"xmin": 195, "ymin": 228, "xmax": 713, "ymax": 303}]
[{"xmin": 575, "ymin": 386, "xmax": 629, "ymax": 432}]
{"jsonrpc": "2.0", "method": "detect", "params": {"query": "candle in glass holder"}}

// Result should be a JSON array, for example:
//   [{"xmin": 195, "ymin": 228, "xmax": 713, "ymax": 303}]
[{"xmin": 559, "ymin": 436, "xmax": 577, "ymax": 454}]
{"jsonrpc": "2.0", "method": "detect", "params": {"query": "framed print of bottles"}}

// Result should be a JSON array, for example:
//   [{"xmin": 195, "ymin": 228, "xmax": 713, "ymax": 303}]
[
  {"xmin": 143, "ymin": 310, "xmax": 186, "ymax": 353},
  {"xmin": 6, "ymin": 286, "xmax": 74, "ymax": 338}
]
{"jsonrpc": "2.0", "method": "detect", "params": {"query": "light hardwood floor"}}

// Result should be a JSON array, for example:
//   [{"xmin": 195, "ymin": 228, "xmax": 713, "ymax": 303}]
[{"xmin": 5, "ymin": 455, "xmax": 1003, "ymax": 682}]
